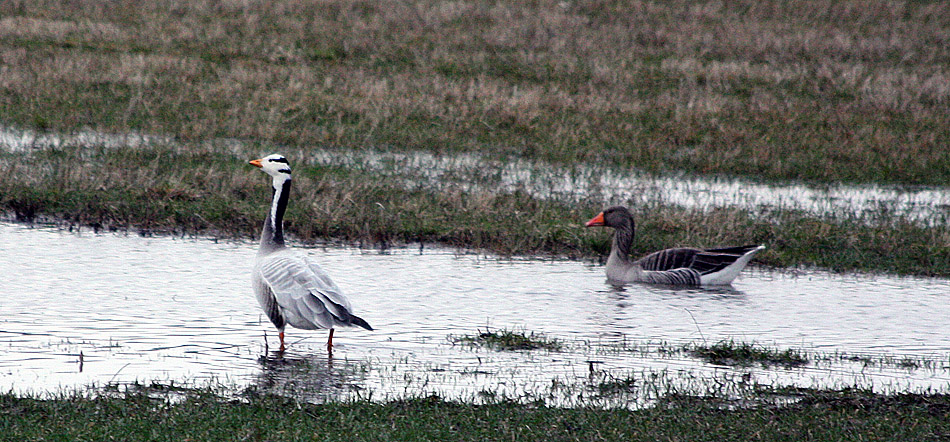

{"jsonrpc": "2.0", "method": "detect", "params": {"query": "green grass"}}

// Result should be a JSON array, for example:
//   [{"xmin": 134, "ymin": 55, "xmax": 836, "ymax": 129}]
[
  {"xmin": 687, "ymin": 340, "xmax": 809, "ymax": 368},
  {"xmin": 2, "ymin": 387, "xmax": 949, "ymax": 441},
  {"xmin": 449, "ymin": 328, "xmax": 563, "ymax": 352}
]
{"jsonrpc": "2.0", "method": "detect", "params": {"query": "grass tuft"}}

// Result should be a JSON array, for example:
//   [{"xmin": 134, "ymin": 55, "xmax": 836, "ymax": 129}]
[
  {"xmin": 449, "ymin": 328, "xmax": 563, "ymax": 352},
  {"xmin": 687, "ymin": 340, "xmax": 809, "ymax": 368}
]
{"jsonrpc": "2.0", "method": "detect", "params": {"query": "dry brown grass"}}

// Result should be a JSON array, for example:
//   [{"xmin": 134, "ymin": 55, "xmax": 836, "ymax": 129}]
[{"xmin": 1, "ymin": 0, "xmax": 949, "ymax": 183}]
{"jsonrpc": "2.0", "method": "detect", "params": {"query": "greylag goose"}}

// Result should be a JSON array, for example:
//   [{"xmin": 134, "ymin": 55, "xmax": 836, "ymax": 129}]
[
  {"xmin": 250, "ymin": 154, "xmax": 372, "ymax": 352},
  {"xmin": 585, "ymin": 206, "xmax": 763, "ymax": 285}
]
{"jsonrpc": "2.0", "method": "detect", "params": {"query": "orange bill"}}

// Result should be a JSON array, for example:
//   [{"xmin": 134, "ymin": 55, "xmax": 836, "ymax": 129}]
[
  {"xmin": 584, "ymin": 212, "xmax": 605, "ymax": 227},
  {"xmin": 249, "ymin": 158, "xmax": 263, "ymax": 168}
]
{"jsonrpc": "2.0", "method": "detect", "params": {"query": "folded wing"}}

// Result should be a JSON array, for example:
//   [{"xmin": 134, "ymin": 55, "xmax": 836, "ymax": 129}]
[
  {"xmin": 637, "ymin": 245, "xmax": 762, "ymax": 276},
  {"xmin": 257, "ymin": 250, "xmax": 372, "ymax": 330}
]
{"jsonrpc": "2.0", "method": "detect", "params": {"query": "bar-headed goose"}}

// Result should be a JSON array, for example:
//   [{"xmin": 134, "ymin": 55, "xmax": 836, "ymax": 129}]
[
  {"xmin": 250, "ymin": 154, "xmax": 372, "ymax": 352},
  {"xmin": 585, "ymin": 206, "xmax": 763, "ymax": 285}
]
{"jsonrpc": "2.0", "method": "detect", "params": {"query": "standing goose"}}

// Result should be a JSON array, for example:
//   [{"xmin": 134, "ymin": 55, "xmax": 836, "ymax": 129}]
[
  {"xmin": 250, "ymin": 154, "xmax": 372, "ymax": 352},
  {"xmin": 585, "ymin": 206, "xmax": 763, "ymax": 286}
]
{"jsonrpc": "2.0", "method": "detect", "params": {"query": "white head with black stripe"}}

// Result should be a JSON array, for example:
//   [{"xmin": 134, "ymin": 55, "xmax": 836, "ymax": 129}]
[{"xmin": 249, "ymin": 153, "xmax": 292, "ymax": 187}]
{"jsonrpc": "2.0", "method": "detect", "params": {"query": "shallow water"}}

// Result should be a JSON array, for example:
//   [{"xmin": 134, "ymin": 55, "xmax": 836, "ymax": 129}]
[{"xmin": 2, "ymin": 222, "xmax": 948, "ymax": 405}]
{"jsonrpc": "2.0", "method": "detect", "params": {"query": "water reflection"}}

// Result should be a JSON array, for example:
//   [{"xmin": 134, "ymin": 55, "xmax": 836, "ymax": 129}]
[
  {"xmin": 251, "ymin": 351, "xmax": 367, "ymax": 403},
  {"xmin": 606, "ymin": 281, "xmax": 748, "ymax": 299}
]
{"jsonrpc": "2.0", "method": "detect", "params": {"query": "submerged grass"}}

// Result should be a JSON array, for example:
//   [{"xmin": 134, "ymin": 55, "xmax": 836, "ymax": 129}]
[
  {"xmin": 822, "ymin": 351, "xmax": 948, "ymax": 372},
  {"xmin": 449, "ymin": 328, "xmax": 563, "ymax": 352},
  {"xmin": 2, "ymin": 387, "xmax": 949, "ymax": 441}
]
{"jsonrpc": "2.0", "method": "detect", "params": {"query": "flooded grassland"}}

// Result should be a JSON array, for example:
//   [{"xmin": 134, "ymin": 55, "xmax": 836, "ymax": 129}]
[
  {"xmin": 1, "ymin": 0, "xmax": 949, "ymax": 274},
  {"xmin": 2, "ymin": 1, "xmax": 950, "ymax": 439},
  {"xmin": 2, "ymin": 134, "xmax": 949, "ymax": 276}
]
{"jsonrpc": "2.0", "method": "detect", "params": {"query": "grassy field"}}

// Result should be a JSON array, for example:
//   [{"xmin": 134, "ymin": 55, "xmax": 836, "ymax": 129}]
[
  {"xmin": 1, "ymin": 0, "xmax": 949, "ymax": 185},
  {"xmin": 2, "ymin": 387, "xmax": 949, "ymax": 441}
]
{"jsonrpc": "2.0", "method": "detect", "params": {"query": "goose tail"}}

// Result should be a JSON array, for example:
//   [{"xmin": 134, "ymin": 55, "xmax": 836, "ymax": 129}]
[
  {"xmin": 699, "ymin": 245, "xmax": 765, "ymax": 285},
  {"xmin": 349, "ymin": 314, "xmax": 374, "ymax": 331}
]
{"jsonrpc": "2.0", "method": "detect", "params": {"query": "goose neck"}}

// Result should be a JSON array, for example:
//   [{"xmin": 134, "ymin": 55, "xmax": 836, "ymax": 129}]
[
  {"xmin": 611, "ymin": 220, "xmax": 635, "ymax": 263},
  {"xmin": 260, "ymin": 177, "xmax": 290, "ymax": 251}
]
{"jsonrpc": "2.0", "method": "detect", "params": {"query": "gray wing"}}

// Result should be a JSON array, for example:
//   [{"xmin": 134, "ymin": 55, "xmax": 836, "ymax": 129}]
[
  {"xmin": 637, "ymin": 248, "xmax": 700, "ymax": 272},
  {"xmin": 638, "ymin": 246, "xmax": 758, "ymax": 276},
  {"xmin": 257, "ymin": 250, "xmax": 359, "ymax": 329}
]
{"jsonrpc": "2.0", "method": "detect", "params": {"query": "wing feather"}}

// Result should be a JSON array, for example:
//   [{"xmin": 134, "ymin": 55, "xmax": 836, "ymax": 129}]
[
  {"xmin": 257, "ymin": 250, "xmax": 357, "ymax": 329},
  {"xmin": 637, "ymin": 248, "xmax": 699, "ymax": 271},
  {"xmin": 637, "ymin": 246, "xmax": 760, "ymax": 276}
]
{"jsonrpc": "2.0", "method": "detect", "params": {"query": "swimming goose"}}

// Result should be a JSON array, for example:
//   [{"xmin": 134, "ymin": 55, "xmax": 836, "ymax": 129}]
[
  {"xmin": 585, "ymin": 206, "xmax": 763, "ymax": 285},
  {"xmin": 250, "ymin": 154, "xmax": 372, "ymax": 352}
]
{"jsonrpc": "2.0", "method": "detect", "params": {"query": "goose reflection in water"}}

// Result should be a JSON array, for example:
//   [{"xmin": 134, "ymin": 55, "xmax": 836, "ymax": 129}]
[{"xmin": 251, "ymin": 349, "xmax": 368, "ymax": 404}]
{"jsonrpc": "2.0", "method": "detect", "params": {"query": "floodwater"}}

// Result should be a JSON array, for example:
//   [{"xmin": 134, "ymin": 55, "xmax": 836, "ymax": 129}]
[{"xmin": 2, "ymin": 221, "xmax": 949, "ymax": 406}]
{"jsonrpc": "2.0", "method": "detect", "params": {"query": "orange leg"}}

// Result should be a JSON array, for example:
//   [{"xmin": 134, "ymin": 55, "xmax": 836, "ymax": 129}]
[
  {"xmin": 327, "ymin": 328, "xmax": 335, "ymax": 351},
  {"xmin": 279, "ymin": 331, "xmax": 286, "ymax": 352}
]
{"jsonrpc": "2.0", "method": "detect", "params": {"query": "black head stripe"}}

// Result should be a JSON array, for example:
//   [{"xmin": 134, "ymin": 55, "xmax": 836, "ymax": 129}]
[
  {"xmin": 269, "ymin": 157, "xmax": 289, "ymax": 164},
  {"xmin": 277, "ymin": 168, "xmax": 292, "ymax": 174}
]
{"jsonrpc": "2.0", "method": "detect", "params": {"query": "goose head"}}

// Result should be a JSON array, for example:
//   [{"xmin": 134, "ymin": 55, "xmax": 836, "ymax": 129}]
[
  {"xmin": 249, "ymin": 154, "xmax": 292, "ymax": 187},
  {"xmin": 584, "ymin": 206, "xmax": 633, "ymax": 229}
]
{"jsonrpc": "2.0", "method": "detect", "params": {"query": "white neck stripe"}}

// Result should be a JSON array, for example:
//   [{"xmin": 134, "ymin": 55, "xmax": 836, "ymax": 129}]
[{"xmin": 270, "ymin": 185, "xmax": 282, "ymax": 232}]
